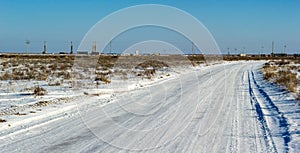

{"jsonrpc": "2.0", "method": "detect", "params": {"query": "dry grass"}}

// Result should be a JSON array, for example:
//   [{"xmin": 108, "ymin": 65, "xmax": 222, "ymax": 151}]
[
  {"xmin": 261, "ymin": 60, "xmax": 299, "ymax": 94},
  {"xmin": 0, "ymin": 54, "xmax": 204, "ymax": 82},
  {"xmin": 36, "ymin": 101, "xmax": 49, "ymax": 107},
  {"xmin": 2, "ymin": 54, "xmax": 297, "ymax": 83},
  {"xmin": 95, "ymin": 75, "xmax": 111, "ymax": 84},
  {"xmin": 0, "ymin": 55, "xmax": 74, "ymax": 81},
  {"xmin": 297, "ymin": 94, "xmax": 300, "ymax": 105},
  {"xmin": 34, "ymin": 86, "xmax": 47, "ymax": 96},
  {"xmin": 0, "ymin": 118, "xmax": 7, "ymax": 123},
  {"xmin": 14, "ymin": 112, "xmax": 27, "ymax": 116},
  {"xmin": 134, "ymin": 60, "xmax": 169, "ymax": 79},
  {"xmin": 277, "ymin": 70, "xmax": 298, "ymax": 92},
  {"xmin": 135, "ymin": 60, "xmax": 169, "ymax": 69}
]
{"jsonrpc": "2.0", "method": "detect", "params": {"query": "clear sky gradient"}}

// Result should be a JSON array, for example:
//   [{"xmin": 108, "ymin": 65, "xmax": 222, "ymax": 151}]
[{"xmin": 0, "ymin": 0, "xmax": 299, "ymax": 54}]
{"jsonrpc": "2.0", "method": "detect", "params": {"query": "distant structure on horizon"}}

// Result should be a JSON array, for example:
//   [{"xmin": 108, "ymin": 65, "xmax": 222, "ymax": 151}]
[
  {"xmin": 270, "ymin": 41, "xmax": 287, "ymax": 57},
  {"xmin": 25, "ymin": 40, "xmax": 30, "ymax": 54},
  {"xmin": 271, "ymin": 41, "xmax": 274, "ymax": 55},
  {"xmin": 92, "ymin": 41, "xmax": 97, "ymax": 52},
  {"xmin": 43, "ymin": 41, "xmax": 47, "ymax": 54},
  {"xmin": 109, "ymin": 41, "xmax": 112, "ymax": 54},
  {"xmin": 192, "ymin": 42, "xmax": 195, "ymax": 54},
  {"xmin": 227, "ymin": 48, "xmax": 230, "ymax": 55},
  {"xmin": 77, "ymin": 50, "xmax": 89, "ymax": 55},
  {"xmin": 91, "ymin": 41, "xmax": 100, "ymax": 55},
  {"xmin": 135, "ymin": 50, "xmax": 140, "ymax": 55},
  {"xmin": 70, "ymin": 41, "xmax": 73, "ymax": 54}
]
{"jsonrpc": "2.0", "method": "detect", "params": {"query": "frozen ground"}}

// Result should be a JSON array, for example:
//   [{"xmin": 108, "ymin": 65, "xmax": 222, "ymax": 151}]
[{"xmin": 0, "ymin": 61, "xmax": 299, "ymax": 152}]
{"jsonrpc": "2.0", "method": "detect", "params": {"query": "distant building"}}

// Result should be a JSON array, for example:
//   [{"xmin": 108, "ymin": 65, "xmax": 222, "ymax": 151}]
[
  {"xmin": 91, "ymin": 52, "xmax": 100, "ymax": 55},
  {"xmin": 239, "ymin": 53, "xmax": 247, "ymax": 57},
  {"xmin": 260, "ymin": 54, "xmax": 267, "ymax": 57},
  {"xmin": 59, "ymin": 51, "xmax": 68, "ymax": 54},
  {"xmin": 135, "ymin": 50, "xmax": 140, "ymax": 55},
  {"xmin": 293, "ymin": 54, "xmax": 300, "ymax": 57},
  {"xmin": 121, "ymin": 53, "xmax": 131, "ymax": 56},
  {"xmin": 105, "ymin": 53, "xmax": 120, "ymax": 56},
  {"xmin": 77, "ymin": 51, "xmax": 89, "ymax": 55},
  {"xmin": 271, "ymin": 53, "xmax": 287, "ymax": 57}
]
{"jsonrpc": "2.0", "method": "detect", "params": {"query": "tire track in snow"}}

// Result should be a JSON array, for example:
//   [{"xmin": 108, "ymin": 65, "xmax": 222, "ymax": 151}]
[
  {"xmin": 243, "ymin": 70, "xmax": 261, "ymax": 152},
  {"xmin": 247, "ymin": 70, "xmax": 278, "ymax": 152},
  {"xmin": 226, "ymin": 66, "xmax": 245, "ymax": 153},
  {"xmin": 250, "ymin": 70, "xmax": 291, "ymax": 153}
]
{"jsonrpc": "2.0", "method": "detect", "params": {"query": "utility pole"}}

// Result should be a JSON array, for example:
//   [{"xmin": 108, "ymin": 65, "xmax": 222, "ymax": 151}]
[
  {"xmin": 192, "ymin": 42, "xmax": 195, "ymax": 55},
  {"xmin": 271, "ymin": 41, "xmax": 274, "ymax": 55},
  {"xmin": 92, "ymin": 41, "xmax": 97, "ymax": 53},
  {"xmin": 70, "ymin": 41, "xmax": 73, "ymax": 54},
  {"xmin": 227, "ymin": 47, "xmax": 230, "ymax": 55},
  {"xmin": 25, "ymin": 40, "xmax": 30, "ymax": 54},
  {"xmin": 283, "ymin": 44, "xmax": 286, "ymax": 54},
  {"xmin": 43, "ymin": 41, "xmax": 47, "ymax": 54},
  {"xmin": 109, "ymin": 40, "xmax": 112, "ymax": 54}
]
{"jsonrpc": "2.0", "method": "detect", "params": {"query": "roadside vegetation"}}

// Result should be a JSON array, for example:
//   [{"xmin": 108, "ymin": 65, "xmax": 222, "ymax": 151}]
[
  {"xmin": 0, "ymin": 54, "xmax": 193, "ymax": 83},
  {"xmin": 0, "ymin": 118, "xmax": 7, "ymax": 123},
  {"xmin": 0, "ymin": 55, "xmax": 185, "ymax": 92},
  {"xmin": 261, "ymin": 59, "xmax": 300, "ymax": 101},
  {"xmin": 34, "ymin": 86, "xmax": 47, "ymax": 96}
]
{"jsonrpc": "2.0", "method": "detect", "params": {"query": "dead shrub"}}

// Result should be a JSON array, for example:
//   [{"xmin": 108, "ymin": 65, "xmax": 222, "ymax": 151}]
[
  {"xmin": 0, "ymin": 118, "xmax": 7, "ymax": 123},
  {"xmin": 262, "ymin": 61, "xmax": 299, "ymax": 94},
  {"xmin": 36, "ymin": 101, "xmax": 49, "ymax": 107},
  {"xmin": 34, "ymin": 86, "xmax": 47, "ymax": 96},
  {"xmin": 0, "ymin": 71, "xmax": 10, "ymax": 80},
  {"xmin": 48, "ymin": 80, "xmax": 61, "ymax": 86},
  {"xmin": 15, "ymin": 112, "xmax": 27, "ymax": 116},
  {"xmin": 136, "ymin": 60, "xmax": 169, "ymax": 69},
  {"xmin": 275, "ymin": 60, "xmax": 290, "ymax": 66},
  {"xmin": 95, "ymin": 75, "xmax": 111, "ymax": 84},
  {"xmin": 263, "ymin": 71, "xmax": 277, "ymax": 81},
  {"xmin": 277, "ymin": 70, "xmax": 297, "ymax": 92}
]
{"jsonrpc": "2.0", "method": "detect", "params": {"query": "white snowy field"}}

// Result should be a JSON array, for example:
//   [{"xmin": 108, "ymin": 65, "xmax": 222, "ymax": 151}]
[{"xmin": 0, "ymin": 61, "xmax": 299, "ymax": 152}]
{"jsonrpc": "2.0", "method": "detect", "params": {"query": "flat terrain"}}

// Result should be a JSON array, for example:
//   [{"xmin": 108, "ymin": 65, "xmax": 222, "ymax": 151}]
[{"xmin": 0, "ymin": 61, "xmax": 299, "ymax": 152}]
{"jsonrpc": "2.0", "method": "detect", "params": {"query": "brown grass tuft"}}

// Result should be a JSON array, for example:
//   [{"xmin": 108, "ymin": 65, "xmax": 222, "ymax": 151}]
[
  {"xmin": 15, "ymin": 112, "xmax": 27, "ymax": 116},
  {"xmin": 0, "ymin": 118, "xmax": 7, "ymax": 123},
  {"xmin": 95, "ymin": 75, "xmax": 111, "ymax": 84},
  {"xmin": 34, "ymin": 86, "xmax": 47, "ymax": 96},
  {"xmin": 261, "ymin": 60, "xmax": 299, "ymax": 94}
]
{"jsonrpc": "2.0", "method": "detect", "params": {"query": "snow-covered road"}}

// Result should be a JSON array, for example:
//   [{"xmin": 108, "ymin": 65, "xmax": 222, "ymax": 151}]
[{"xmin": 1, "ymin": 61, "xmax": 299, "ymax": 152}]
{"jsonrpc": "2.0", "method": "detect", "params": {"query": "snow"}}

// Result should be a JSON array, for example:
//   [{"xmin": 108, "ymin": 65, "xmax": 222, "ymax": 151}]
[{"xmin": 0, "ymin": 61, "xmax": 299, "ymax": 152}]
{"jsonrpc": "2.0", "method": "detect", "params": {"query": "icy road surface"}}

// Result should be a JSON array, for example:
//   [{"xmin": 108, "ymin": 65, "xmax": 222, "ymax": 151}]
[{"xmin": 1, "ymin": 61, "xmax": 299, "ymax": 152}]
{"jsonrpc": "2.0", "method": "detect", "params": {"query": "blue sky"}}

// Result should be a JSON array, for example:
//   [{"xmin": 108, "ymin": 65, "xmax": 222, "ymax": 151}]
[{"xmin": 0, "ymin": 0, "xmax": 299, "ymax": 54}]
